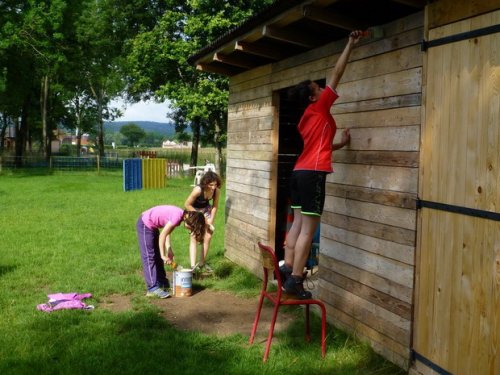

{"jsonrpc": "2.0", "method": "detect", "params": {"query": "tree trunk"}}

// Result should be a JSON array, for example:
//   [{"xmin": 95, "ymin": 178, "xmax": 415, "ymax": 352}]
[
  {"xmin": 94, "ymin": 95, "xmax": 105, "ymax": 157},
  {"xmin": 0, "ymin": 114, "xmax": 7, "ymax": 154},
  {"xmin": 41, "ymin": 75, "xmax": 50, "ymax": 159},
  {"xmin": 76, "ymin": 129, "xmax": 82, "ymax": 156},
  {"xmin": 190, "ymin": 120, "xmax": 200, "ymax": 168},
  {"xmin": 15, "ymin": 95, "xmax": 31, "ymax": 167},
  {"xmin": 75, "ymin": 99, "xmax": 82, "ymax": 156},
  {"xmin": 213, "ymin": 116, "xmax": 223, "ymax": 176}
]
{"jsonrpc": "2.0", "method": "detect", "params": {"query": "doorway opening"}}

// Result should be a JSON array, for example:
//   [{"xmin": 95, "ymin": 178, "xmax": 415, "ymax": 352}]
[{"xmin": 274, "ymin": 80, "xmax": 325, "ymax": 266}]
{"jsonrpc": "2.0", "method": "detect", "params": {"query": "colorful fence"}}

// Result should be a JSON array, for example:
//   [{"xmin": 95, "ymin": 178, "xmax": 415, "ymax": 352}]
[{"xmin": 123, "ymin": 158, "xmax": 166, "ymax": 191}]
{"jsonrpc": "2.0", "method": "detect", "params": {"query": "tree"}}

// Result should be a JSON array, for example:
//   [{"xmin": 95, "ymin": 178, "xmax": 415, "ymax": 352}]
[
  {"xmin": 120, "ymin": 123, "xmax": 145, "ymax": 147},
  {"xmin": 126, "ymin": 0, "xmax": 273, "ymax": 172}
]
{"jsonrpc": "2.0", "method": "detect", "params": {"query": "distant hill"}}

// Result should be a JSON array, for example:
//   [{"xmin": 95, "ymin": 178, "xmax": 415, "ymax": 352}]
[{"xmin": 105, "ymin": 121, "xmax": 176, "ymax": 136}]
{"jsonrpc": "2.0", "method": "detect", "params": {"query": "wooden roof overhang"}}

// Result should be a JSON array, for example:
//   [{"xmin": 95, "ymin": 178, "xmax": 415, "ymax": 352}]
[{"xmin": 188, "ymin": 0, "xmax": 428, "ymax": 77}]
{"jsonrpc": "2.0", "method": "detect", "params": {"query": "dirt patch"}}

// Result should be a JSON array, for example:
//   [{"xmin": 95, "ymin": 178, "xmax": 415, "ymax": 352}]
[{"xmin": 100, "ymin": 289, "xmax": 296, "ymax": 339}]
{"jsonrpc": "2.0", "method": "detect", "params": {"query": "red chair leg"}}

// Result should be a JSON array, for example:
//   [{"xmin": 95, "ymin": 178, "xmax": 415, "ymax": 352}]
[
  {"xmin": 319, "ymin": 303, "xmax": 327, "ymax": 358},
  {"xmin": 263, "ymin": 302, "xmax": 280, "ymax": 362},
  {"xmin": 249, "ymin": 293, "xmax": 265, "ymax": 344},
  {"xmin": 305, "ymin": 305, "xmax": 311, "ymax": 342}
]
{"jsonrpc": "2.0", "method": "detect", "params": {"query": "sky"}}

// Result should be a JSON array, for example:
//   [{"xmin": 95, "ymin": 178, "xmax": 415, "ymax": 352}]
[{"xmin": 111, "ymin": 99, "xmax": 171, "ymax": 123}]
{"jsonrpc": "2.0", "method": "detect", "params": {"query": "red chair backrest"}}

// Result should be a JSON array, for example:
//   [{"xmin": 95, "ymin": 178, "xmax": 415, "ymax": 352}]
[{"xmin": 258, "ymin": 242, "xmax": 283, "ymax": 290}]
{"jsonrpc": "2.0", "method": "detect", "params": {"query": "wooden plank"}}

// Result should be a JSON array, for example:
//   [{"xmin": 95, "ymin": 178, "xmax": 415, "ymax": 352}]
[
  {"xmin": 226, "ymin": 143, "xmax": 273, "ymax": 152},
  {"xmin": 334, "ymin": 93, "xmax": 421, "ymax": 114},
  {"xmin": 229, "ymin": 38, "xmax": 424, "ymax": 104},
  {"xmin": 226, "ymin": 158, "xmax": 272, "ymax": 172},
  {"xmin": 229, "ymin": 63, "xmax": 272, "ymax": 86},
  {"xmin": 321, "ymin": 292, "xmax": 411, "ymax": 360},
  {"xmin": 427, "ymin": 0, "xmax": 500, "ymax": 29},
  {"xmin": 342, "ymin": 44, "xmax": 423, "ymax": 83},
  {"xmin": 228, "ymin": 116, "xmax": 274, "ymax": 132},
  {"xmin": 225, "ymin": 218, "xmax": 269, "ymax": 244},
  {"xmin": 226, "ymin": 149, "xmax": 273, "ymax": 162},
  {"xmin": 320, "ymin": 257, "xmax": 412, "ymax": 319},
  {"xmin": 269, "ymin": 91, "xmax": 280, "ymax": 263},
  {"xmin": 227, "ymin": 97, "xmax": 273, "ymax": 117},
  {"xmin": 226, "ymin": 180, "xmax": 270, "ymax": 201},
  {"xmin": 326, "ymin": 183, "xmax": 417, "ymax": 209},
  {"xmin": 227, "ymin": 129, "xmax": 273, "ymax": 145},
  {"xmin": 333, "ymin": 150, "xmax": 419, "ymax": 168},
  {"xmin": 321, "ymin": 223, "xmax": 414, "ymax": 265},
  {"xmin": 320, "ymin": 254, "xmax": 413, "ymax": 304},
  {"xmin": 421, "ymin": 11, "xmax": 500, "ymax": 212},
  {"xmin": 320, "ymin": 278, "xmax": 411, "ymax": 346},
  {"xmin": 321, "ymin": 211, "xmax": 416, "ymax": 247},
  {"xmin": 413, "ymin": 209, "xmax": 437, "ymax": 365},
  {"xmin": 334, "ymin": 106, "xmax": 421, "ymax": 129},
  {"xmin": 274, "ymin": 37, "xmax": 423, "ymax": 90},
  {"xmin": 336, "ymin": 68, "xmax": 422, "ymax": 104},
  {"xmin": 226, "ymin": 169, "xmax": 271, "ymax": 188},
  {"xmin": 226, "ymin": 174, "xmax": 271, "ymax": 194},
  {"xmin": 324, "ymin": 196, "xmax": 416, "ymax": 231},
  {"xmin": 274, "ymin": 17, "xmax": 424, "ymax": 77},
  {"xmin": 321, "ymin": 237, "xmax": 414, "ymax": 288},
  {"xmin": 226, "ymin": 190, "xmax": 270, "ymax": 221},
  {"xmin": 341, "ymin": 125, "xmax": 420, "ymax": 151},
  {"xmin": 234, "ymin": 41, "xmax": 422, "ymax": 105},
  {"xmin": 224, "ymin": 238, "xmax": 261, "ymax": 275},
  {"xmin": 303, "ymin": 5, "xmax": 361, "ymax": 31},
  {"xmin": 225, "ymin": 166, "xmax": 271, "ymax": 181},
  {"xmin": 226, "ymin": 215, "xmax": 268, "ymax": 239},
  {"xmin": 329, "ymin": 163, "xmax": 418, "ymax": 193},
  {"xmin": 234, "ymin": 41, "xmax": 286, "ymax": 60}
]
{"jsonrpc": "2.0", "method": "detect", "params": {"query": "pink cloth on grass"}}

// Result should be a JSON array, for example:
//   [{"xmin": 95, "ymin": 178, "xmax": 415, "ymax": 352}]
[{"xmin": 37, "ymin": 292, "xmax": 94, "ymax": 313}]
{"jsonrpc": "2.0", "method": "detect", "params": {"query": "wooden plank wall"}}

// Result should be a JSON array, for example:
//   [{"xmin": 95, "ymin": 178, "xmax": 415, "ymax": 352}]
[
  {"xmin": 412, "ymin": 8, "xmax": 500, "ymax": 375},
  {"xmin": 321, "ymin": 15, "xmax": 423, "ymax": 369},
  {"xmin": 224, "ymin": 12, "xmax": 424, "ymax": 369}
]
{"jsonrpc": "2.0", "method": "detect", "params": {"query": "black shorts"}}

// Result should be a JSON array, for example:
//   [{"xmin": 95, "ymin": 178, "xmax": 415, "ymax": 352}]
[{"xmin": 289, "ymin": 170, "xmax": 327, "ymax": 216}]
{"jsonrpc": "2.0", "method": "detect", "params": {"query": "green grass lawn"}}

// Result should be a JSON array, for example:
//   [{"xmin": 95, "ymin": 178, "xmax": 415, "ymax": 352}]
[{"xmin": 0, "ymin": 171, "xmax": 405, "ymax": 375}]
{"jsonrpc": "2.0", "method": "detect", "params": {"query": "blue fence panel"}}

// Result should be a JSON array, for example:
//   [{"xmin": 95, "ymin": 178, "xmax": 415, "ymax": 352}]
[{"xmin": 123, "ymin": 159, "xmax": 142, "ymax": 191}]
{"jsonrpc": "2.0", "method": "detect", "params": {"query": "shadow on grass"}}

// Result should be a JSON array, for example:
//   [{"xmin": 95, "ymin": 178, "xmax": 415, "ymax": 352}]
[
  {"xmin": 3, "ymin": 309, "xmax": 262, "ymax": 375},
  {"xmin": 0, "ymin": 264, "xmax": 16, "ymax": 277},
  {"xmin": 0, "ymin": 301, "xmax": 404, "ymax": 375}
]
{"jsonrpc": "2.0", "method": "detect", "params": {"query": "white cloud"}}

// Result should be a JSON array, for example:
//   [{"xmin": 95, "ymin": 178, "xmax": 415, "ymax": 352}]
[{"xmin": 111, "ymin": 99, "xmax": 171, "ymax": 123}]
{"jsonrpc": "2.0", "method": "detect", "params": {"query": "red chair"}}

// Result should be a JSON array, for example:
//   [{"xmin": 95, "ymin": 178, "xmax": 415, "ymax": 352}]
[{"xmin": 249, "ymin": 242, "xmax": 327, "ymax": 362}]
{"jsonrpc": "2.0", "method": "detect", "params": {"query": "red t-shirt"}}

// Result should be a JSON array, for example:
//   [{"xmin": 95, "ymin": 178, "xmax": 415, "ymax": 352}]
[{"xmin": 294, "ymin": 85, "xmax": 338, "ymax": 172}]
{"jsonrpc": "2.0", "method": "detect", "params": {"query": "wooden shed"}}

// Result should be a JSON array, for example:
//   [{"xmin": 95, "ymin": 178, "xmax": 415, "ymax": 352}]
[{"xmin": 189, "ymin": 1, "xmax": 499, "ymax": 373}]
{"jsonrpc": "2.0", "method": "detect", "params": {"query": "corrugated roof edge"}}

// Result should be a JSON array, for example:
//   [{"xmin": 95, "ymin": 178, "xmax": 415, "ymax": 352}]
[{"xmin": 187, "ymin": 0, "xmax": 305, "ymax": 65}]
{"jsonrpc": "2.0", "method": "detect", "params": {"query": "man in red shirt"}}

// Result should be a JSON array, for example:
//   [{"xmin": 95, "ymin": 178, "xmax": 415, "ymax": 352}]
[{"xmin": 283, "ymin": 30, "xmax": 364, "ymax": 299}]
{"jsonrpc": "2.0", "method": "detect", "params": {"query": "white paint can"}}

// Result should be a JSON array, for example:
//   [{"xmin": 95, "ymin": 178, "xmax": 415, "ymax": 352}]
[{"xmin": 173, "ymin": 269, "xmax": 192, "ymax": 297}]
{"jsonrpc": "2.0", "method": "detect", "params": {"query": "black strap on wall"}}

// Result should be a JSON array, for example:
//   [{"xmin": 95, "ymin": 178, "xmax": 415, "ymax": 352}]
[
  {"xmin": 417, "ymin": 199, "xmax": 500, "ymax": 222},
  {"xmin": 421, "ymin": 23, "xmax": 500, "ymax": 51},
  {"xmin": 411, "ymin": 350, "xmax": 453, "ymax": 375}
]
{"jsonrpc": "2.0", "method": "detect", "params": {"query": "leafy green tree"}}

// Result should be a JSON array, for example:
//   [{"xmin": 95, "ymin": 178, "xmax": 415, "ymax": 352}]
[
  {"xmin": 120, "ymin": 123, "xmax": 145, "ymax": 147},
  {"xmin": 126, "ymin": 0, "xmax": 273, "ymax": 171},
  {"xmin": 0, "ymin": 0, "xmax": 89, "ymax": 160},
  {"xmin": 75, "ymin": 0, "xmax": 170, "ymax": 157},
  {"xmin": 143, "ymin": 131, "xmax": 164, "ymax": 147}
]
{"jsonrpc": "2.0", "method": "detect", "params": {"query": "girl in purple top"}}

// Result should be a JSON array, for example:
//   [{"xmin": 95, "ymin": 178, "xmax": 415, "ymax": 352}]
[{"xmin": 136, "ymin": 205, "xmax": 205, "ymax": 298}]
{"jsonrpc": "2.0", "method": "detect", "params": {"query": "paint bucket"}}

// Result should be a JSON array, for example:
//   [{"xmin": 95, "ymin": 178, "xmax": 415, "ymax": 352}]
[{"xmin": 173, "ymin": 269, "xmax": 192, "ymax": 297}]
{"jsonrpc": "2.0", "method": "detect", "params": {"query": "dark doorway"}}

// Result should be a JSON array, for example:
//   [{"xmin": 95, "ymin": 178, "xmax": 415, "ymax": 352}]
[
  {"xmin": 274, "ymin": 87, "xmax": 303, "ymax": 260},
  {"xmin": 274, "ymin": 80, "xmax": 325, "ymax": 261}
]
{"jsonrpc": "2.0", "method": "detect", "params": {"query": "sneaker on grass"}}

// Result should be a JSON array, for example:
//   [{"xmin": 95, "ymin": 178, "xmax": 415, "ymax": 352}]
[{"xmin": 146, "ymin": 287, "xmax": 170, "ymax": 299}]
